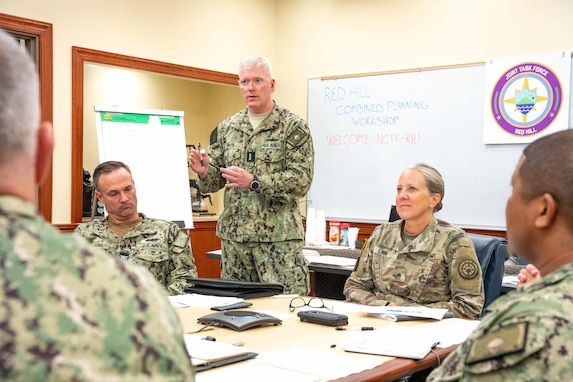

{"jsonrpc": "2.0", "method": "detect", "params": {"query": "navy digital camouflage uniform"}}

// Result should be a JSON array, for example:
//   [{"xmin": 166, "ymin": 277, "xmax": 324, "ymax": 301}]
[
  {"xmin": 74, "ymin": 213, "xmax": 197, "ymax": 295},
  {"xmin": 0, "ymin": 196, "xmax": 195, "ymax": 381},
  {"xmin": 427, "ymin": 263, "xmax": 573, "ymax": 381},
  {"xmin": 344, "ymin": 217, "xmax": 484, "ymax": 319},
  {"xmin": 197, "ymin": 102, "xmax": 314, "ymax": 295}
]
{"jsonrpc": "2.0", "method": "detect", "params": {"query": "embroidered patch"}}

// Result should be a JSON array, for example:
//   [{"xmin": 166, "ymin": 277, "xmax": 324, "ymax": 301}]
[
  {"xmin": 287, "ymin": 127, "xmax": 308, "ymax": 147},
  {"xmin": 458, "ymin": 259, "xmax": 479, "ymax": 280},
  {"xmin": 466, "ymin": 322, "xmax": 528, "ymax": 365}
]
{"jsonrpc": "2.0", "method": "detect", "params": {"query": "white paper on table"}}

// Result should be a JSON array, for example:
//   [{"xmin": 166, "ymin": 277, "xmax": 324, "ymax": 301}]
[
  {"xmin": 168, "ymin": 293, "xmax": 244, "ymax": 309},
  {"xmin": 502, "ymin": 275, "xmax": 518, "ymax": 288},
  {"xmin": 254, "ymin": 346, "xmax": 384, "ymax": 380},
  {"xmin": 343, "ymin": 318, "xmax": 480, "ymax": 359},
  {"xmin": 184, "ymin": 334, "xmax": 252, "ymax": 366},
  {"xmin": 358, "ymin": 305, "xmax": 450, "ymax": 320},
  {"xmin": 302, "ymin": 249, "xmax": 320, "ymax": 257},
  {"xmin": 344, "ymin": 325, "xmax": 441, "ymax": 359},
  {"xmin": 306, "ymin": 255, "xmax": 357, "ymax": 268},
  {"xmin": 305, "ymin": 244, "xmax": 353, "ymax": 250},
  {"xmin": 415, "ymin": 318, "xmax": 481, "ymax": 348},
  {"xmin": 195, "ymin": 360, "xmax": 322, "ymax": 382}
]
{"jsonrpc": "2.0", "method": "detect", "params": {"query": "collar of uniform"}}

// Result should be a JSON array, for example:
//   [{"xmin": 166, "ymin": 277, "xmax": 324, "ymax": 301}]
[
  {"xmin": 93, "ymin": 212, "xmax": 149, "ymax": 237},
  {"xmin": 393, "ymin": 215, "xmax": 439, "ymax": 254},
  {"xmin": 0, "ymin": 195, "xmax": 37, "ymax": 219},
  {"xmin": 237, "ymin": 102, "xmax": 279, "ymax": 134}
]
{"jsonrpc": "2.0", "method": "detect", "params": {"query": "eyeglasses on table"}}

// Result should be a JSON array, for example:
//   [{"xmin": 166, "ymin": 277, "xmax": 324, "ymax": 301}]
[{"xmin": 289, "ymin": 297, "xmax": 332, "ymax": 312}]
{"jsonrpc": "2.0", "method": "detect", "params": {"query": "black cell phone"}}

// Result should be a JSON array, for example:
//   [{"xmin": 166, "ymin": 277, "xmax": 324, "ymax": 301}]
[{"xmin": 297, "ymin": 310, "xmax": 349, "ymax": 327}]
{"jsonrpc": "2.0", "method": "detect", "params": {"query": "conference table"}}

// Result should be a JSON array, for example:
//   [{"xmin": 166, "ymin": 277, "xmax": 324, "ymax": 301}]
[{"xmin": 176, "ymin": 296, "xmax": 459, "ymax": 382}]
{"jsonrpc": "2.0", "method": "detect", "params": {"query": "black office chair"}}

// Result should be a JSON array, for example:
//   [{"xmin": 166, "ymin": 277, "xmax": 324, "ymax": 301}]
[
  {"xmin": 389, "ymin": 205, "xmax": 401, "ymax": 222},
  {"xmin": 467, "ymin": 233, "xmax": 507, "ymax": 311}
]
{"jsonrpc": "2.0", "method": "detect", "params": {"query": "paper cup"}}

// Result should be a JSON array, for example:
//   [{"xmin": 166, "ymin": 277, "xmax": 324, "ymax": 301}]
[{"xmin": 347, "ymin": 227, "xmax": 359, "ymax": 249}]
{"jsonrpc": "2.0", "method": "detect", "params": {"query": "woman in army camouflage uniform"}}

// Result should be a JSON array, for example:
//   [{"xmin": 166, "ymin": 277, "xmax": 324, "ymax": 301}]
[{"xmin": 343, "ymin": 163, "xmax": 484, "ymax": 319}]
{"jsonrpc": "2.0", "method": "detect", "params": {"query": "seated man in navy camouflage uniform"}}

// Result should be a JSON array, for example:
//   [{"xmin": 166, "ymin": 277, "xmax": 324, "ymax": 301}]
[
  {"xmin": 428, "ymin": 129, "xmax": 573, "ymax": 381},
  {"xmin": 75, "ymin": 160, "xmax": 198, "ymax": 295}
]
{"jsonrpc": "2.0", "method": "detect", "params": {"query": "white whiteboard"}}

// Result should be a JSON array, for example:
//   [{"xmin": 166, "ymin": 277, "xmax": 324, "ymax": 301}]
[
  {"xmin": 307, "ymin": 64, "xmax": 550, "ymax": 230},
  {"xmin": 94, "ymin": 106, "xmax": 193, "ymax": 228}
]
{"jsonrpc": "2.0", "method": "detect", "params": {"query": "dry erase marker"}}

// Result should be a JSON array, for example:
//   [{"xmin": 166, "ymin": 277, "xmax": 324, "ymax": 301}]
[
  {"xmin": 336, "ymin": 326, "xmax": 374, "ymax": 331},
  {"xmin": 198, "ymin": 143, "xmax": 204, "ymax": 167}
]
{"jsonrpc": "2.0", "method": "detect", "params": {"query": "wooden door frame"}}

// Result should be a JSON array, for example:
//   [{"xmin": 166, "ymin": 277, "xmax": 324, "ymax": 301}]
[{"xmin": 0, "ymin": 13, "xmax": 53, "ymax": 221}]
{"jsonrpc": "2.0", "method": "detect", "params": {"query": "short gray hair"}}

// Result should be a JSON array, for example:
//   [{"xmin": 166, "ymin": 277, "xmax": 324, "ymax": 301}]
[
  {"xmin": 239, "ymin": 55, "xmax": 273, "ymax": 77},
  {"xmin": 408, "ymin": 163, "xmax": 445, "ymax": 212},
  {"xmin": 0, "ymin": 30, "xmax": 39, "ymax": 161}
]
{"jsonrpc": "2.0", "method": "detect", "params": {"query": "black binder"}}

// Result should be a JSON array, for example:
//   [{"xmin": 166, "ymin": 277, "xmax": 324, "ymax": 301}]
[{"xmin": 185, "ymin": 278, "xmax": 284, "ymax": 299}]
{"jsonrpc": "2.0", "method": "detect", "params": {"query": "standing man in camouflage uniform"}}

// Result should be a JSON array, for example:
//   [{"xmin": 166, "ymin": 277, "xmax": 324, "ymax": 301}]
[
  {"xmin": 75, "ymin": 161, "xmax": 198, "ymax": 295},
  {"xmin": 344, "ymin": 163, "xmax": 484, "ymax": 319},
  {"xmin": 0, "ymin": 30, "xmax": 194, "ymax": 381},
  {"xmin": 428, "ymin": 129, "xmax": 573, "ymax": 381},
  {"xmin": 188, "ymin": 55, "xmax": 314, "ymax": 295}
]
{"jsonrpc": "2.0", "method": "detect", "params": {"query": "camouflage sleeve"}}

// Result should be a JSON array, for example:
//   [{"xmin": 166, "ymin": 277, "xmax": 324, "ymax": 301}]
[
  {"xmin": 343, "ymin": 233, "xmax": 391, "ymax": 306},
  {"xmin": 258, "ymin": 113, "xmax": 315, "ymax": 204},
  {"xmin": 436, "ymin": 235, "xmax": 484, "ymax": 319},
  {"xmin": 166, "ymin": 224, "xmax": 198, "ymax": 295},
  {"xmin": 418, "ymin": 235, "xmax": 484, "ymax": 319},
  {"xmin": 428, "ymin": 313, "xmax": 570, "ymax": 381},
  {"xmin": 73, "ymin": 221, "xmax": 92, "ymax": 239},
  {"xmin": 116, "ymin": 257, "xmax": 196, "ymax": 380},
  {"xmin": 196, "ymin": 124, "xmax": 228, "ymax": 193}
]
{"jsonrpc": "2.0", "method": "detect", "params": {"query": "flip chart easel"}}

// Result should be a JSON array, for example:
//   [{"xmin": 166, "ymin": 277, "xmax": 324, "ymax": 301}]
[{"xmin": 94, "ymin": 105, "xmax": 193, "ymax": 228}]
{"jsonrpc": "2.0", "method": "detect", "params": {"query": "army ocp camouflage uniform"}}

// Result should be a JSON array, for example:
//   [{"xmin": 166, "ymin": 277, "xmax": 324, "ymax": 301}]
[
  {"xmin": 0, "ymin": 196, "xmax": 194, "ymax": 381},
  {"xmin": 427, "ymin": 262, "xmax": 573, "ymax": 381},
  {"xmin": 344, "ymin": 217, "xmax": 484, "ymax": 319},
  {"xmin": 74, "ymin": 213, "xmax": 198, "ymax": 295},
  {"xmin": 197, "ymin": 102, "xmax": 314, "ymax": 295}
]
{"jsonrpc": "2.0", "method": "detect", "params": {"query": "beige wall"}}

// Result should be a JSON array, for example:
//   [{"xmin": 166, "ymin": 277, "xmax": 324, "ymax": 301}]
[
  {"xmin": 273, "ymin": 0, "xmax": 573, "ymax": 119},
  {"xmin": 1, "ymin": 0, "xmax": 573, "ymax": 223},
  {"xmin": 0, "ymin": 0, "xmax": 274, "ymax": 223}
]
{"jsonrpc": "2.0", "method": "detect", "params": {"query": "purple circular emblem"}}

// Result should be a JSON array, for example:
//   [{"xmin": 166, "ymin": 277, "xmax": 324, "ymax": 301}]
[{"xmin": 490, "ymin": 62, "xmax": 563, "ymax": 137}]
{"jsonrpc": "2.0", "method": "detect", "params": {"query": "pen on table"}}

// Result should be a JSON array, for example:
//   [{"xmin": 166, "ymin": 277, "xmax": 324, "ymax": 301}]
[
  {"xmin": 197, "ymin": 143, "xmax": 204, "ymax": 167},
  {"xmin": 336, "ymin": 326, "xmax": 375, "ymax": 331},
  {"xmin": 272, "ymin": 293, "xmax": 299, "ymax": 299}
]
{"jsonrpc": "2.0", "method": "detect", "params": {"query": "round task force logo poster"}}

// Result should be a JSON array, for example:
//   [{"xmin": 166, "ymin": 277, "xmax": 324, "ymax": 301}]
[{"xmin": 484, "ymin": 52, "xmax": 570, "ymax": 144}]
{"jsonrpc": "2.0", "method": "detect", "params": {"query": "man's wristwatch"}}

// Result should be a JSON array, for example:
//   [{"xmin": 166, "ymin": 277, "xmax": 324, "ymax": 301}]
[{"xmin": 249, "ymin": 175, "xmax": 260, "ymax": 191}]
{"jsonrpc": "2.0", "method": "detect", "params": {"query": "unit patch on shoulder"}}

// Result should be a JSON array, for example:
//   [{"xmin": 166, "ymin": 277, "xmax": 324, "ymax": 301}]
[
  {"xmin": 459, "ymin": 259, "xmax": 479, "ymax": 280},
  {"xmin": 466, "ymin": 322, "xmax": 528, "ymax": 365},
  {"xmin": 287, "ymin": 127, "xmax": 308, "ymax": 148}
]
